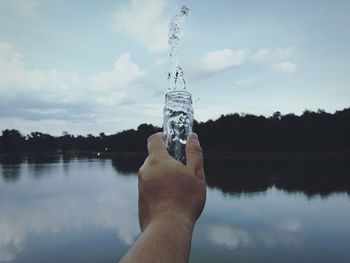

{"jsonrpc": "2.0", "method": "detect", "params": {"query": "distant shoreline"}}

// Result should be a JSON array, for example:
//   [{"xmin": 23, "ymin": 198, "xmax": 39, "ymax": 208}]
[
  {"xmin": 203, "ymin": 151, "xmax": 350, "ymax": 160},
  {"xmin": 1, "ymin": 151, "xmax": 350, "ymax": 160},
  {"xmin": 106, "ymin": 151, "xmax": 350, "ymax": 160}
]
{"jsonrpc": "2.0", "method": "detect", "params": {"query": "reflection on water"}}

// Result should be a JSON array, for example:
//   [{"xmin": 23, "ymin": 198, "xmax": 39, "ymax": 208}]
[
  {"xmin": 1, "ymin": 165, "xmax": 21, "ymax": 182},
  {"xmin": 0, "ymin": 156, "xmax": 139, "ymax": 262},
  {"xmin": 205, "ymin": 159, "xmax": 350, "ymax": 197},
  {"xmin": 0, "ymin": 155, "xmax": 350, "ymax": 263},
  {"xmin": 111, "ymin": 156, "xmax": 145, "ymax": 176},
  {"xmin": 0, "ymin": 155, "xmax": 24, "ymax": 183},
  {"xmin": 111, "ymin": 156, "xmax": 350, "ymax": 198}
]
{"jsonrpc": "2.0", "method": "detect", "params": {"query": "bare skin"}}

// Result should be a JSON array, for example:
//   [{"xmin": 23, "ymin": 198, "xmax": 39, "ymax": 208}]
[{"xmin": 119, "ymin": 132, "xmax": 206, "ymax": 263}]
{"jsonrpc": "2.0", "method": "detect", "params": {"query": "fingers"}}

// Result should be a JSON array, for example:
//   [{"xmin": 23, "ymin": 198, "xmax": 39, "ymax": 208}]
[
  {"xmin": 147, "ymin": 132, "xmax": 168, "ymax": 156},
  {"xmin": 186, "ymin": 133, "xmax": 204, "ymax": 178}
]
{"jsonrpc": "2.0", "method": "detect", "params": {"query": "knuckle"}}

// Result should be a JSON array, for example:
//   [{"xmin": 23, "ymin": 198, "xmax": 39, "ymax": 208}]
[
  {"xmin": 148, "ymin": 155, "xmax": 160, "ymax": 166},
  {"xmin": 147, "ymin": 133, "xmax": 157, "ymax": 143},
  {"xmin": 142, "ymin": 154, "xmax": 159, "ymax": 168},
  {"xmin": 147, "ymin": 132, "xmax": 163, "ymax": 143},
  {"xmin": 188, "ymin": 144, "xmax": 203, "ymax": 155},
  {"xmin": 196, "ymin": 169, "xmax": 206, "ymax": 180},
  {"xmin": 138, "ymin": 168, "xmax": 147, "ymax": 181},
  {"xmin": 138, "ymin": 166, "xmax": 144, "ymax": 177},
  {"xmin": 138, "ymin": 158, "xmax": 149, "ymax": 177}
]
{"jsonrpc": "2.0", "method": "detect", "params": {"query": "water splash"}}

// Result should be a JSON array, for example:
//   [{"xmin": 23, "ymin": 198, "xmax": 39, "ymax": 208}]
[{"xmin": 168, "ymin": 5, "xmax": 190, "ymax": 91}]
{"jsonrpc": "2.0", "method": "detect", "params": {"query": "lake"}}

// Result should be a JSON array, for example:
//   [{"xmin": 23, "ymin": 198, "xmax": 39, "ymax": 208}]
[{"xmin": 0, "ymin": 154, "xmax": 350, "ymax": 262}]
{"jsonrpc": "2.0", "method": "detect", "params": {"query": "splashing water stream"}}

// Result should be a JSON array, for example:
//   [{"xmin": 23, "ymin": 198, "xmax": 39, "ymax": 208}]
[
  {"xmin": 163, "ymin": 5, "xmax": 193, "ymax": 164},
  {"xmin": 168, "ymin": 5, "xmax": 190, "ymax": 91}
]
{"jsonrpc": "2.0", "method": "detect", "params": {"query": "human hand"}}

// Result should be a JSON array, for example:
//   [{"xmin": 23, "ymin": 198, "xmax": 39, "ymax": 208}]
[
  {"xmin": 138, "ymin": 132, "xmax": 206, "ymax": 231},
  {"xmin": 119, "ymin": 133, "xmax": 206, "ymax": 263}
]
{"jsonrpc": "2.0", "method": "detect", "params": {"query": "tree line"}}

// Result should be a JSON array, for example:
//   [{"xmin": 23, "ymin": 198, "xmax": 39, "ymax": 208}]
[{"xmin": 1, "ymin": 108, "xmax": 350, "ymax": 153}]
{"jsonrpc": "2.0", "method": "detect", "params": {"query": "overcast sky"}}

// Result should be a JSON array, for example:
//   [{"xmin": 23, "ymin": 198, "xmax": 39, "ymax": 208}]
[{"xmin": 0, "ymin": 0, "xmax": 349, "ymax": 135}]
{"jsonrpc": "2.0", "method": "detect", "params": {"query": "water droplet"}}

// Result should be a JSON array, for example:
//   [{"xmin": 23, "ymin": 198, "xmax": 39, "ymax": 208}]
[{"xmin": 168, "ymin": 5, "xmax": 190, "ymax": 91}]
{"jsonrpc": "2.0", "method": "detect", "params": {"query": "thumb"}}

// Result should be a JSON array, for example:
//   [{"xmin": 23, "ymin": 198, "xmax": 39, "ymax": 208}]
[{"xmin": 186, "ymin": 133, "xmax": 204, "ymax": 178}]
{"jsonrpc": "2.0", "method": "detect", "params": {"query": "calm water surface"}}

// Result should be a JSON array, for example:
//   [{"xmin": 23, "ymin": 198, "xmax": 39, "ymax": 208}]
[{"xmin": 0, "ymin": 155, "xmax": 349, "ymax": 262}]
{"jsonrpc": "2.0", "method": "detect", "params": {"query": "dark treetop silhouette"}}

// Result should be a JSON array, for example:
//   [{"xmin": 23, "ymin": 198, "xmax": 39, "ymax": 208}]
[
  {"xmin": 1, "ymin": 108, "xmax": 350, "ymax": 153},
  {"xmin": 1, "ymin": 108, "xmax": 350, "ymax": 199}
]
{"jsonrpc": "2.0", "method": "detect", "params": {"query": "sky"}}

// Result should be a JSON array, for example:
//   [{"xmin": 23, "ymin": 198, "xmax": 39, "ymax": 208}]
[{"xmin": 0, "ymin": 0, "xmax": 349, "ymax": 135}]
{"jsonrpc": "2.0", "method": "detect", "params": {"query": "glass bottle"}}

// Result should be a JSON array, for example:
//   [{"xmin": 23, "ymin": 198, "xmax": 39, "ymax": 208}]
[{"xmin": 163, "ymin": 90, "xmax": 193, "ymax": 164}]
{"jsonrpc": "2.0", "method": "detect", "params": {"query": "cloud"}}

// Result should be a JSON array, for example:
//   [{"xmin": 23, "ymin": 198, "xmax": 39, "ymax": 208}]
[
  {"xmin": 272, "ymin": 61, "xmax": 298, "ymax": 73},
  {"xmin": 200, "ymin": 49, "xmax": 249, "ymax": 73},
  {"xmin": 0, "ymin": 41, "xmax": 147, "ymax": 133},
  {"xmin": 251, "ymin": 47, "xmax": 297, "ymax": 63},
  {"xmin": 0, "ymin": 42, "xmax": 16, "ymax": 57},
  {"xmin": 0, "ymin": 251, "xmax": 15, "ymax": 262},
  {"xmin": 234, "ymin": 77, "xmax": 258, "ymax": 89},
  {"xmin": 194, "ymin": 47, "xmax": 297, "ymax": 77},
  {"xmin": 154, "ymin": 57, "xmax": 166, "ymax": 67},
  {"xmin": 89, "ymin": 53, "xmax": 146, "ymax": 99},
  {"xmin": 195, "ymin": 105, "xmax": 239, "ymax": 122},
  {"xmin": 205, "ymin": 222, "xmax": 302, "ymax": 250},
  {"xmin": 207, "ymin": 224, "xmax": 252, "ymax": 249},
  {"xmin": 278, "ymin": 218, "xmax": 303, "ymax": 232},
  {"xmin": 0, "ymin": 0, "xmax": 38, "ymax": 14},
  {"xmin": 113, "ymin": 0, "xmax": 168, "ymax": 53}
]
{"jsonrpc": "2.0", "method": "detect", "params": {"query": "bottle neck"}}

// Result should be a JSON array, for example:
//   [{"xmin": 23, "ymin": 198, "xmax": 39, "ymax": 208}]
[{"xmin": 165, "ymin": 90, "xmax": 192, "ymax": 104}]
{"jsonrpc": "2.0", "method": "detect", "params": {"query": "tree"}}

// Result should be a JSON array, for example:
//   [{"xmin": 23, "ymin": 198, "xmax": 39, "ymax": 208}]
[{"xmin": 1, "ymin": 129, "xmax": 26, "ymax": 152}]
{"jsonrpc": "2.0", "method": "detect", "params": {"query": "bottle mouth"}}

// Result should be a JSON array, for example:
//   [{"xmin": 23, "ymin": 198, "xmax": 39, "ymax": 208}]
[{"xmin": 165, "ymin": 90, "xmax": 192, "ymax": 102}]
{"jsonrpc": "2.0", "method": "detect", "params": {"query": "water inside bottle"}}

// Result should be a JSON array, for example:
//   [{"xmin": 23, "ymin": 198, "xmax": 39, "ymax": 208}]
[{"xmin": 163, "ymin": 93, "xmax": 193, "ymax": 163}]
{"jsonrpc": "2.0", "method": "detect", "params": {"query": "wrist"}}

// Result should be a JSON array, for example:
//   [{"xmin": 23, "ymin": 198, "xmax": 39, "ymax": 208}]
[
  {"xmin": 121, "ymin": 211, "xmax": 194, "ymax": 263},
  {"xmin": 149, "ymin": 211, "xmax": 195, "ymax": 233}
]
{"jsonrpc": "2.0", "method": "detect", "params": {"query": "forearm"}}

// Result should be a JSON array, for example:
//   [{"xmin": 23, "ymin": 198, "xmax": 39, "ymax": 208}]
[{"xmin": 119, "ymin": 215, "xmax": 194, "ymax": 263}]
